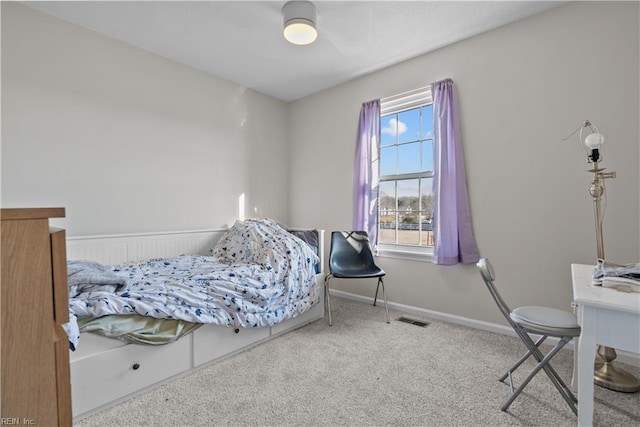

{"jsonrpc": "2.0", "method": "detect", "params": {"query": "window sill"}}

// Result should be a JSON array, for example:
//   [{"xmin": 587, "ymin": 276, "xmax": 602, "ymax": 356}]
[{"xmin": 376, "ymin": 246, "xmax": 434, "ymax": 263}]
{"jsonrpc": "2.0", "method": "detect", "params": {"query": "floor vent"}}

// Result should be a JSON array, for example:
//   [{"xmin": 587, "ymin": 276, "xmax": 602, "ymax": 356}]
[{"xmin": 397, "ymin": 317, "xmax": 430, "ymax": 327}]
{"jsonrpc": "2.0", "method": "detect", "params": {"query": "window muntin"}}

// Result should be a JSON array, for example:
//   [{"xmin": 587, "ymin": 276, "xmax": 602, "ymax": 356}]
[{"xmin": 378, "ymin": 102, "xmax": 434, "ymax": 249}]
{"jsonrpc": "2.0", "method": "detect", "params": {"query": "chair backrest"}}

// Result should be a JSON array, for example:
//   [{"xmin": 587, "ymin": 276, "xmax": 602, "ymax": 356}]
[
  {"xmin": 329, "ymin": 231, "xmax": 376, "ymax": 275},
  {"xmin": 477, "ymin": 258, "xmax": 515, "ymax": 325}
]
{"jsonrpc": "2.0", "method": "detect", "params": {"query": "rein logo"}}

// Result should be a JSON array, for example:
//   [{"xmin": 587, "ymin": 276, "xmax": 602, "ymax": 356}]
[{"xmin": 1, "ymin": 419, "xmax": 35, "ymax": 425}]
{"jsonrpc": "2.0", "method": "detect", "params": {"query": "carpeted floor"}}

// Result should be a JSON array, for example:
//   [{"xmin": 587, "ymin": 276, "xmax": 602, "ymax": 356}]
[{"xmin": 75, "ymin": 297, "xmax": 640, "ymax": 426}]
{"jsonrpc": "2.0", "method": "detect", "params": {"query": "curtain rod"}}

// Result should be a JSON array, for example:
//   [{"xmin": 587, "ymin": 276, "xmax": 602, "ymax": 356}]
[{"xmin": 380, "ymin": 85, "xmax": 430, "ymax": 103}]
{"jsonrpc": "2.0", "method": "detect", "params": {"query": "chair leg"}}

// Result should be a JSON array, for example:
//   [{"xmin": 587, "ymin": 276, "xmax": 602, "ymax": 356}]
[
  {"xmin": 522, "ymin": 334, "xmax": 578, "ymax": 406},
  {"xmin": 499, "ymin": 335, "xmax": 548, "ymax": 383},
  {"xmin": 537, "ymin": 343, "xmax": 578, "ymax": 407},
  {"xmin": 374, "ymin": 279, "xmax": 380, "ymax": 306},
  {"xmin": 501, "ymin": 334, "xmax": 577, "ymax": 409},
  {"xmin": 375, "ymin": 277, "xmax": 390, "ymax": 324},
  {"xmin": 324, "ymin": 275, "xmax": 333, "ymax": 326},
  {"xmin": 514, "ymin": 331, "xmax": 574, "ymax": 396},
  {"xmin": 502, "ymin": 334, "xmax": 577, "ymax": 415}
]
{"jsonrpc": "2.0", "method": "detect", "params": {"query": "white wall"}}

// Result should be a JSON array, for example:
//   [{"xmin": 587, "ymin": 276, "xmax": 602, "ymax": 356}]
[
  {"xmin": 1, "ymin": 3, "xmax": 290, "ymax": 236},
  {"xmin": 2, "ymin": 2, "xmax": 638, "ymax": 326},
  {"xmin": 288, "ymin": 1, "xmax": 639, "ymax": 324}
]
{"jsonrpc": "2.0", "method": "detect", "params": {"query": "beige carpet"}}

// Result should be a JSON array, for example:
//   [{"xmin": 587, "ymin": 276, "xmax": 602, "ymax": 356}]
[{"xmin": 75, "ymin": 297, "xmax": 640, "ymax": 426}]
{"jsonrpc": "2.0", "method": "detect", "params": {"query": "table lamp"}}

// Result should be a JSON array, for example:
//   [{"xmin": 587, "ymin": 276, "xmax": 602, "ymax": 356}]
[{"xmin": 571, "ymin": 120, "xmax": 640, "ymax": 392}]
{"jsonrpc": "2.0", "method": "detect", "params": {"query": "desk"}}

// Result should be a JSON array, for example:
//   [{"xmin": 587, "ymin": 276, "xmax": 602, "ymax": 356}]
[{"xmin": 571, "ymin": 264, "xmax": 640, "ymax": 426}]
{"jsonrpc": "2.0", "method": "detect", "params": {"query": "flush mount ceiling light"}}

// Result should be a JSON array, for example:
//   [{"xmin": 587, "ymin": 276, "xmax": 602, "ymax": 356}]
[{"xmin": 282, "ymin": 1, "xmax": 318, "ymax": 46}]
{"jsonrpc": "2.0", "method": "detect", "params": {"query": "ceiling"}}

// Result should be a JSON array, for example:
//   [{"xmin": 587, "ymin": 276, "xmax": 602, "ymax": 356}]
[{"xmin": 25, "ymin": 1, "xmax": 564, "ymax": 102}]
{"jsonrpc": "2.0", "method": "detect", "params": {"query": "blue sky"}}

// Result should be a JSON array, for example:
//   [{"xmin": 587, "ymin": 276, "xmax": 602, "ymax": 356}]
[{"xmin": 380, "ymin": 105, "xmax": 434, "ymax": 177}]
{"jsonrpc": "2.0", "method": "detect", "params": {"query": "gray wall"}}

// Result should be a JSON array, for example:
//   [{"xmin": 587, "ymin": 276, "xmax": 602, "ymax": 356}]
[
  {"xmin": 1, "ymin": 3, "xmax": 290, "ymax": 236},
  {"xmin": 287, "ymin": 1, "xmax": 639, "ymax": 325}
]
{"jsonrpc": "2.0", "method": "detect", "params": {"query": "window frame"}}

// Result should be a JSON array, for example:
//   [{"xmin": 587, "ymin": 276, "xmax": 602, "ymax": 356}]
[{"xmin": 377, "ymin": 87, "xmax": 434, "ymax": 262}]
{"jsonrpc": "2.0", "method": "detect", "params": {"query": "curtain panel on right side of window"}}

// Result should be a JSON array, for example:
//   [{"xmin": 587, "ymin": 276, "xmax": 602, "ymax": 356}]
[{"xmin": 431, "ymin": 78, "xmax": 479, "ymax": 265}]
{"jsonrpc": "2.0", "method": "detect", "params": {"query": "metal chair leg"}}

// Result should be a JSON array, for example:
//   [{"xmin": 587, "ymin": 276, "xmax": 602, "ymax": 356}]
[
  {"xmin": 499, "ymin": 335, "xmax": 548, "ymax": 383},
  {"xmin": 376, "ymin": 277, "xmax": 390, "ymax": 324},
  {"xmin": 324, "ymin": 275, "xmax": 333, "ymax": 326},
  {"xmin": 502, "ymin": 333, "xmax": 577, "ymax": 415},
  {"xmin": 374, "ymin": 279, "xmax": 380, "ymax": 306},
  {"xmin": 522, "ymin": 334, "xmax": 578, "ymax": 406},
  {"xmin": 537, "ymin": 343, "xmax": 578, "ymax": 407}
]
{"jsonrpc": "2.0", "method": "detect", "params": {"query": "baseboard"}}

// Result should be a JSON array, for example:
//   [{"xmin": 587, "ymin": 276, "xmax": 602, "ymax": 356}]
[{"xmin": 329, "ymin": 289, "xmax": 640, "ymax": 368}]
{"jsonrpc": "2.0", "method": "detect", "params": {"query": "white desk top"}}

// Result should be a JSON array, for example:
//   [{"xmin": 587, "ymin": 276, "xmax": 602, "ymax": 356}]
[{"xmin": 571, "ymin": 264, "xmax": 640, "ymax": 315}]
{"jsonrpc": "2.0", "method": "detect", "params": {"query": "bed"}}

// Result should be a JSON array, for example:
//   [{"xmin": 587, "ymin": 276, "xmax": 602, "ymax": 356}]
[{"xmin": 66, "ymin": 218, "xmax": 325, "ymax": 420}]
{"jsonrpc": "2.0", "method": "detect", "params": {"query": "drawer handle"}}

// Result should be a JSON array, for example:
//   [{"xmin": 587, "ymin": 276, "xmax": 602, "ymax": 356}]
[{"xmin": 132, "ymin": 363, "xmax": 140, "ymax": 371}]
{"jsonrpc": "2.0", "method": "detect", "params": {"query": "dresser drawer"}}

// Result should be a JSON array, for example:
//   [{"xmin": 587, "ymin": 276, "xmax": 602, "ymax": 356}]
[
  {"xmin": 193, "ymin": 324, "xmax": 269, "ymax": 367},
  {"xmin": 70, "ymin": 336, "xmax": 191, "ymax": 417}
]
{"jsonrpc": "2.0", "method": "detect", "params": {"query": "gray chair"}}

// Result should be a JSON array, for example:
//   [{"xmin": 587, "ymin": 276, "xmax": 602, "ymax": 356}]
[
  {"xmin": 324, "ymin": 231, "xmax": 390, "ymax": 326},
  {"xmin": 477, "ymin": 258, "xmax": 579, "ymax": 415}
]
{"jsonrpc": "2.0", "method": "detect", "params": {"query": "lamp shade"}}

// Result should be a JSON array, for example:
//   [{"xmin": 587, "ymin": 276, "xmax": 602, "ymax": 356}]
[{"xmin": 283, "ymin": 1, "xmax": 317, "ymax": 45}]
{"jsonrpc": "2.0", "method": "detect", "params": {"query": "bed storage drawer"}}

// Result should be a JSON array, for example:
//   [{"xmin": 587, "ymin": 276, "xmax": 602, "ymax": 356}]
[
  {"xmin": 193, "ymin": 325, "xmax": 269, "ymax": 367},
  {"xmin": 70, "ymin": 336, "xmax": 191, "ymax": 417}
]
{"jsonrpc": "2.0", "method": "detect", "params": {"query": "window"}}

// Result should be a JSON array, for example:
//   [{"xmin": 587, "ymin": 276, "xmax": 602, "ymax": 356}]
[
  {"xmin": 355, "ymin": 80, "xmax": 477, "ymax": 264},
  {"xmin": 377, "ymin": 87, "xmax": 433, "ymax": 260}
]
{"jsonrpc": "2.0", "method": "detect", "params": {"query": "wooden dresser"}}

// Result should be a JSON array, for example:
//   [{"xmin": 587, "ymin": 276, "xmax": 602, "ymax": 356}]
[{"xmin": 1, "ymin": 208, "xmax": 72, "ymax": 426}]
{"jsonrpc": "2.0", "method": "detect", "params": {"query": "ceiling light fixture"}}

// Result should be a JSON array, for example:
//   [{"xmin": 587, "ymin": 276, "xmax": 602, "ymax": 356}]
[{"xmin": 282, "ymin": 1, "xmax": 318, "ymax": 46}]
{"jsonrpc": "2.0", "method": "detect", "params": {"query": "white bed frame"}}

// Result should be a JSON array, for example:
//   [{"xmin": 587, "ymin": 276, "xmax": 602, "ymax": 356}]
[{"xmin": 66, "ymin": 228, "xmax": 325, "ymax": 420}]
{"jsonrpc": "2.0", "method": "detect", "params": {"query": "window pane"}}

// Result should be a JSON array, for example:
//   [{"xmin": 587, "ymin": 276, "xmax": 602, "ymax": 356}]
[
  {"xmin": 422, "ymin": 139, "xmax": 434, "ymax": 172},
  {"xmin": 398, "ymin": 142, "xmax": 421, "ymax": 174},
  {"xmin": 397, "ymin": 179, "xmax": 419, "ymax": 211},
  {"xmin": 398, "ymin": 109, "xmax": 420, "ymax": 143},
  {"xmin": 380, "ymin": 146, "xmax": 397, "ymax": 176},
  {"xmin": 420, "ymin": 179, "xmax": 434, "ymax": 247},
  {"xmin": 378, "ymin": 219, "xmax": 397, "ymax": 244},
  {"xmin": 396, "ymin": 178, "xmax": 419, "ymax": 244},
  {"xmin": 380, "ymin": 114, "xmax": 398, "ymax": 146},
  {"xmin": 379, "ymin": 181, "xmax": 396, "ymax": 211},
  {"xmin": 420, "ymin": 178, "xmax": 434, "ymax": 218},
  {"xmin": 422, "ymin": 105, "xmax": 433, "ymax": 139},
  {"xmin": 398, "ymin": 224, "xmax": 420, "ymax": 245},
  {"xmin": 379, "ymin": 181, "xmax": 397, "ymax": 244}
]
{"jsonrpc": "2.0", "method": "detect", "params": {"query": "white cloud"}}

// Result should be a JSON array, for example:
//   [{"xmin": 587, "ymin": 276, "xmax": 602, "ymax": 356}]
[{"xmin": 381, "ymin": 118, "xmax": 407, "ymax": 136}]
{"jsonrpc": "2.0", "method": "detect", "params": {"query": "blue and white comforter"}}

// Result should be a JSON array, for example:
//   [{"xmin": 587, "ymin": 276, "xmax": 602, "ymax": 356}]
[{"xmin": 69, "ymin": 219, "xmax": 320, "ymax": 330}]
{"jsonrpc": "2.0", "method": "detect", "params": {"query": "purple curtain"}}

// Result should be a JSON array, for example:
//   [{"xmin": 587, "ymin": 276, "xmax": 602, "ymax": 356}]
[
  {"xmin": 353, "ymin": 100, "xmax": 380, "ymax": 246},
  {"xmin": 431, "ymin": 79, "xmax": 479, "ymax": 265}
]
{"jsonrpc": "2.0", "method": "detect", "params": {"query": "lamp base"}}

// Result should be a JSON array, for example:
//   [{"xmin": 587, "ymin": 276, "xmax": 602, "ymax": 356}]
[{"xmin": 594, "ymin": 346, "xmax": 640, "ymax": 393}]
